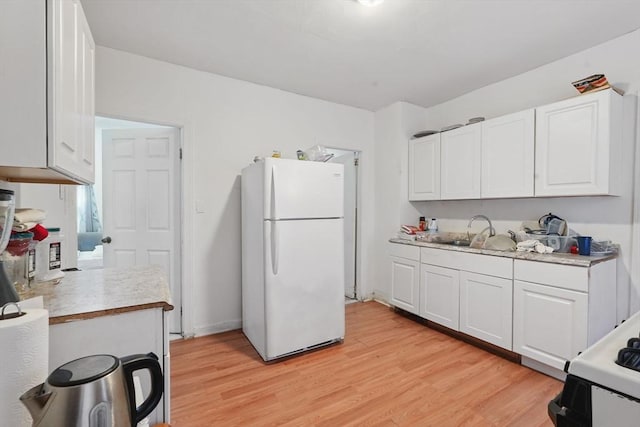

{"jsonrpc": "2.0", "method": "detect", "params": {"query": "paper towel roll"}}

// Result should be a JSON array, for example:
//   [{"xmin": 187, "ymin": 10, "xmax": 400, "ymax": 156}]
[{"xmin": 0, "ymin": 308, "xmax": 48, "ymax": 427}]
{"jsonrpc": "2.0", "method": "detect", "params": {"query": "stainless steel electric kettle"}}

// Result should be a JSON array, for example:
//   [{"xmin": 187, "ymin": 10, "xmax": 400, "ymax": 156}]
[{"xmin": 20, "ymin": 353, "xmax": 163, "ymax": 427}]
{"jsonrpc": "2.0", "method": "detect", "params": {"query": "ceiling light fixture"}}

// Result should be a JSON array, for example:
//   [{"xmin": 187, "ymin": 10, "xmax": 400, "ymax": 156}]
[{"xmin": 357, "ymin": 0, "xmax": 384, "ymax": 7}]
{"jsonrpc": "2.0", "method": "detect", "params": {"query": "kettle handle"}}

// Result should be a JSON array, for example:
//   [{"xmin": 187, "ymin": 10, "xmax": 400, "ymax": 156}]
[{"xmin": 121, "ymin": 352, "xmax": 164, "ymax": 426}]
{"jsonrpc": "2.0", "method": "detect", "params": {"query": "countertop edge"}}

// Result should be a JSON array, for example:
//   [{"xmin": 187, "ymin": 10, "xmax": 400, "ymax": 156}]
[
  {"xmin": 389, "ymin": 238, "xmax": 618, "ymax": 267},
  {"xmin": 49, "ymin": 301, "xmax": 175, "ymax": 325}
]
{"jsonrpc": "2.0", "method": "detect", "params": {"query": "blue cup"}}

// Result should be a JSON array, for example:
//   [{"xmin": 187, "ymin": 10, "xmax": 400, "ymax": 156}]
[{"xmin": 577, "ymin": 236, "xmax": 592, "ymax": 256}]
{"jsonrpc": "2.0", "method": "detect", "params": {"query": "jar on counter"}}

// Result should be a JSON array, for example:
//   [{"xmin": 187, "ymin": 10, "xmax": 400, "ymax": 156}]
[
  {"xmin": 2, "ymin": 232, "xmax": 34, "ymax": 294},
  {"xmin": 35, "ymin": 227, "xmax": 65, "ymax": 283}
]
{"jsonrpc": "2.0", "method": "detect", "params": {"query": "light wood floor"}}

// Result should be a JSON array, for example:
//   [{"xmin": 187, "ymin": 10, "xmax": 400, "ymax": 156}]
[{"xmin": 170, "ymin": 301, "xmax": 562, "ymax": 426}]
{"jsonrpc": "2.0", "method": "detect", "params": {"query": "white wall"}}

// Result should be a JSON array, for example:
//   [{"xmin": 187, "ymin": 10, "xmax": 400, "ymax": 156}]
[
  {"xmin": 372, "ymin": 102, "xmax": 426, "ymax": 300},
  {"xmin": 374, "ymin": 28, "xmax": 640, "ymax": 320},
  {"xmin": 95, "ymin": 47, "xmax": 375, "ymax": 336}
]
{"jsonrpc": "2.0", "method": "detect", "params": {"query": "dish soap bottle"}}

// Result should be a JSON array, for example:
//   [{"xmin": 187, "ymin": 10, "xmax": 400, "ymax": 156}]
[{"xmin": 428, "ymin": 218, "xmax": 438, "ymax": 233}]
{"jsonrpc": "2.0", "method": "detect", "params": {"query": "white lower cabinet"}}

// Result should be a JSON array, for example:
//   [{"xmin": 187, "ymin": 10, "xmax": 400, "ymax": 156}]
[
  {"xmin": 389, "ymin": 244, "xmax": 420, "ymax": 314},
  {"xmin": 459, "ymin": 271, "xmax": 513, "ymax": 350},
  {"xmin": 513, "ymin": 280, "xmax": 587, "ymax": 370},
  {"xmin": 513, "ymin": 259, "xmax": 616, "ymax": 373},
  {"xmin": 389, "ymin": 243, "xmax": 616, "ymax": 375},
  {"xmin": 419, "ymin": 264, "xmax": 460, "ymax": 330}
]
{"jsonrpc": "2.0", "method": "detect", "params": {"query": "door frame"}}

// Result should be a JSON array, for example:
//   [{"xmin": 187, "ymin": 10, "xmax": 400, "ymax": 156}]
[
  {"xmin": 327, "ymin": 147, "xmax": 361, "ymax": 300},
  {"xmin": 96, "ymin": 114, "xmax": 193, "ymax": 337}
]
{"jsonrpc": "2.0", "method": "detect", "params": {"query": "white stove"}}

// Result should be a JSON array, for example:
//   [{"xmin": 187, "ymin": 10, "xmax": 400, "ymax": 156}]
[{"xmin": 549, "ymin": 309, "xmax": 640, "ymax": 426}]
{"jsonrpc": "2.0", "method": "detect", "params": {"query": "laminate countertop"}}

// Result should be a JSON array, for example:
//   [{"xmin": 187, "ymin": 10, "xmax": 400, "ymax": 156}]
[
  {"xmin": 18, "ymin": 265, "xmax": 173, "ymax": 325},
  {"xmin": 389, "ymin": 238, "xmax": 618, "ymax": 267}
]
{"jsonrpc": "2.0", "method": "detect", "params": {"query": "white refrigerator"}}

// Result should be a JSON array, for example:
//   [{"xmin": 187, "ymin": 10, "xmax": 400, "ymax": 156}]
[{"xmin": 241, "ymin": 157, "xmax": 345, "ymax": 361}]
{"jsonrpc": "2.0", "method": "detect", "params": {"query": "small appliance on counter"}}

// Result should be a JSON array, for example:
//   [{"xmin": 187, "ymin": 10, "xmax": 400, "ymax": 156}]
[
  {"xmin": 2, "ymin": 232, "xmax": 34, "ymax": 294},
  {"xmin": 0, "ymin": 189, "xmax": 18, "ymax": 306},
  {"xmin": 20, "ymin": 353, "xmax": 163, "ymax": 427},
  {"xmin": 548, "ymin": 309, "xmax": 640, "ymax": 426}
]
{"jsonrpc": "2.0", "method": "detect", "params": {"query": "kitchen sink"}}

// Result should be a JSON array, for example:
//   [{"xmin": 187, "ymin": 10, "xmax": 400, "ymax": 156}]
[{"xmin": 440, "ymin": 240, "xmax": 471, "ymax": 247}]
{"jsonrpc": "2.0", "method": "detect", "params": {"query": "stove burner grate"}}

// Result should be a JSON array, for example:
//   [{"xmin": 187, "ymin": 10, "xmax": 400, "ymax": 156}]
[{"xmin": 615, "ymin": 337, "xmax": 640, "ymax": 372}]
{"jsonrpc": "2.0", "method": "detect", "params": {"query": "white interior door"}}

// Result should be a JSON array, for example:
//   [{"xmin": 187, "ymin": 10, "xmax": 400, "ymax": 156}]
[
  {"xmin": 331, "ymin": 152, "xmax": 357, "ymax": 299},
  {"xmin": 102, "ymin": 128, "xmax": 182, "ymax": 334}
]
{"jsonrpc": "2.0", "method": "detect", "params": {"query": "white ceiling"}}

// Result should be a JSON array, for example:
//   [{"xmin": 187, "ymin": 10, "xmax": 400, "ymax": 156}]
[{"xmin": 81, "ymin": 0, "xmax": 640, "ymax": 111}]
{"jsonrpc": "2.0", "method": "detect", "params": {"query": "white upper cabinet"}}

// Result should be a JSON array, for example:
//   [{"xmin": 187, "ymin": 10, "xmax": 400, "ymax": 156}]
[
  {"xmin": 481, "ymin": 109, "xmax": 535, "ymax": 198},
  {"xmin": 440, "ymin": 124, "xmax": 481, "ymax": 200},
  {"xmin": 534, "ymin": 89, "xmax": 622, "ymax": 197},
  {"xmin": 408, "ymin": 134, "xmax": 440, "ymax": 201},
  {"xmin": 0, "ymin": 0, "xmax": 95, "ymax": 184}
]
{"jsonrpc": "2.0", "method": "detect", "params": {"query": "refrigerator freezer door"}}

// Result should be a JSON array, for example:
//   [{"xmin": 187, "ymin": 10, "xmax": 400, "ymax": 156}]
[
  {"xmin": 264, "ymin": 218, "xmax": 345, "ymax": 360},
  {"xmin": 264, "ymin": 158, "xmax": 344, "ymax": 220}
]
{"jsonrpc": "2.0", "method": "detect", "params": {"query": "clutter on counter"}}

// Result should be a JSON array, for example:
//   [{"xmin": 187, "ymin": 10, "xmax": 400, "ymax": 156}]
[
  {"xmin": 394, "ymin": 211, "xmax": 618, "ymax": 257},
  {"xmin": 517, "ymin": 239, "xmax": 554, "ymax": 253}
]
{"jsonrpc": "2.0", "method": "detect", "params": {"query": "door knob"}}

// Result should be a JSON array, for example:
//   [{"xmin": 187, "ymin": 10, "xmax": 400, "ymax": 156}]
[{"xmin": 101, "ymin": 236, "xmax": 112, "ymax": 244}]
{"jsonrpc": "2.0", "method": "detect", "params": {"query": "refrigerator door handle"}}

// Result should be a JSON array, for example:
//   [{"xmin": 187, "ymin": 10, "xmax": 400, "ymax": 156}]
[
  {"xmin": 271, "ymin": 220, "xmax": 279, "ymax": 275},
  {"xmin": 270, "ymin": 164, "xmax": 277, "ymax": 220}
]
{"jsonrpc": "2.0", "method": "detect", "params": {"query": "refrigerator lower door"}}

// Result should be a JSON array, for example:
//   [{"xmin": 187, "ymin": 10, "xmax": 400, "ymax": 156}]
[{"xmin": 264, "ymin": 218, "xmax": 345, "ymax": 360}]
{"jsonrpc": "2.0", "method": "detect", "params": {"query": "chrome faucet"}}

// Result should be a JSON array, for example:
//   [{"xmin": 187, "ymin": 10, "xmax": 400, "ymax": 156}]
[{"xmin": 468, "ymin": 214, "xmax": 495, "ymax": 237}]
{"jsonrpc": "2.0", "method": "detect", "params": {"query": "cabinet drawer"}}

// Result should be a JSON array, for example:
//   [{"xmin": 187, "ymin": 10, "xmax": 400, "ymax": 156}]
[
  {"xmin": 420, "ymin": 247, "xmax": 459, "ymax": 269},
  {"xmin": 514, "ymin": 260, "xmax": 588, "ymax": 292},
  {"xmin": 389, "ymin": 243, "xmax": 420, "ymax": 261},
  {"xmin": 458, "ymin": 252, "xmax": 512, "ymax": 279}
]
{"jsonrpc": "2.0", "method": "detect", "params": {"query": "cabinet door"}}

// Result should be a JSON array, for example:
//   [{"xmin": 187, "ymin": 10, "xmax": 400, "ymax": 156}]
[
  {"xmin": 440, "ymin": 124, "xmax": 481, "ymax": 199},
  {"xmin": 513, "ymin": 280, "xmax": 588, "ymax": 370},
  {"xmin": 481, "ymin": 110, "xmax": 534, "ymax": 198},
  {"xmin": 49, "ymin": 0, "xmax": 95, "ymax": 184},
  {"xmin": 390, "ymin": 256, "xmax": 420, "ymax": 314},
  {"xmin": 408, "ymin": 134, "xmax": 440, "ymax": 200},
  {"xmin": 420, "ymin": 264, "xmax": 459, "ymax": 330},
  {"xmin": 459, "ymin": 272, "xmax": 512, "ymax": 350},
  {"xmin": 0, "ymin": 1, "xmax": 48, "ymax": 168},
  {"xmin": 77, "ymin": 7, "xmax": 96, "ymax": 182},
  {"xmin": 535, "ymin": 89, "xmax": 621, "ymax": 196}
]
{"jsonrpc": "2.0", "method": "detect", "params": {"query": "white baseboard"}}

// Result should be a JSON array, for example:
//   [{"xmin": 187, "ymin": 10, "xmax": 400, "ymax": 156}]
[
  {"xmin": 193, "ymin": 319, "xmax": 242, "ymax": 337},
  {"xmin": 521, "ymin": 356, "xmax": 566, "ymax": 381}
]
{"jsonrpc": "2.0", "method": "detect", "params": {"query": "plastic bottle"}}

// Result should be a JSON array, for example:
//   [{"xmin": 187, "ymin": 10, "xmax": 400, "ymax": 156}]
[
  {"xmin": 35, "ymin": 227, "xmax": 65, "ymax": 282},
  {"xmin": 419, "ymin": 217, "xmax": 426, "ymax": 231},
  {"xmin": 428, "ymin": 218, "xmax": 438, "ymax": 233}
]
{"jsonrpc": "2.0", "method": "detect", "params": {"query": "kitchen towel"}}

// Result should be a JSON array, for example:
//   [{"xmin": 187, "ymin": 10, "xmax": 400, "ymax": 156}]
[
  {"xmin": 13, "ymin": 209, "xmax": 46, "ymax": 225},
  {"xmin": 0, "ymin": 307, "xmax": 48, "ymax": 427},
  {"xmin": 12, "ymin": 209, "xmax": 46, "ymax": 232},
  {"xmin": 12, "ymin": 221, "xmax": 39, "ymax": 232}
]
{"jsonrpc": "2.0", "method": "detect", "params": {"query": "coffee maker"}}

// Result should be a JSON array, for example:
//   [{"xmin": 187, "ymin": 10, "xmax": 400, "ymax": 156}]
[{"xmin": 0, "ymin": 189, "xmax": 18, "ymax": 305}]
